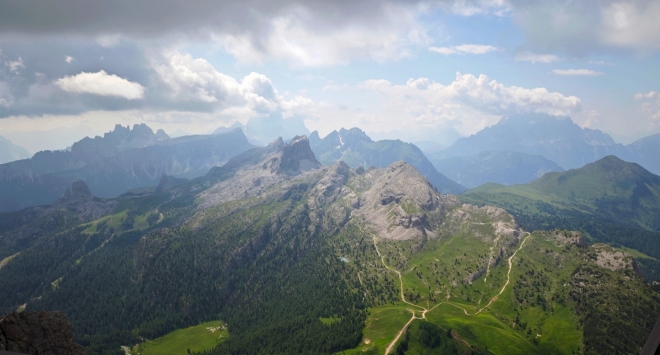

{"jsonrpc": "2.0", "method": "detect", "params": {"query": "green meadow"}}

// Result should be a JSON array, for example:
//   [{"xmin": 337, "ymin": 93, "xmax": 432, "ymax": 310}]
[{"xmin": 132, "ymin": 321, "xmax": 228, "ymax": 355}]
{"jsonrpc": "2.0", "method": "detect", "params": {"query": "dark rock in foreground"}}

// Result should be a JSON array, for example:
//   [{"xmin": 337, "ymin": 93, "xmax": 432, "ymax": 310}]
[{"xmin": 0, "ymin": 311, "xmax": 85, "ymax": 355}]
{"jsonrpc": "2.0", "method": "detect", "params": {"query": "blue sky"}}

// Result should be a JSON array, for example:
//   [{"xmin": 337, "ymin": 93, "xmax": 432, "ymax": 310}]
[{"xmin": 0, "ymin": 0, "xmax": 659, "ymax": 152}]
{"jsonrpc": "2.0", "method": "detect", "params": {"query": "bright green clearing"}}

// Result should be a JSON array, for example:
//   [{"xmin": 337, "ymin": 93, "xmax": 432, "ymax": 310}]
[
  {"xmin": 618, "ymin": 246, "xmax": 656, "ymax": 260},
  {"xmin": 0, "ymin": 252, "xmax": 19, "ymax": 269},
  {"xmin": 319, "ymin": 316, "xmax": 341, "ymax": 325},
  {"xmin": 132, "ymin": 320, "xmax": 228, "ymax": 355},
  {"xmin": 338, "ymin": 304, "xmax": 417, "ymax": 355}
]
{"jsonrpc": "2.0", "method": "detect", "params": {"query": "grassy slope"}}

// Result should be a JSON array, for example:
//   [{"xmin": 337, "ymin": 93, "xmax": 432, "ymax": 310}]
[
  {"xmin": 336, "ymin": 216, "xmax": 660, "ymax": 355},
  {"xmin": 461, "ymin": 156, "xmax": 660, "ymax": 282},
  {"xmin": 133, "ymin": 320, "xmax": 228, "ymax": 355},
  {"xmin": 462, "ymin": 156, "xmax": 660, "ymax": 231},
  {"xmin": 332, "ymin": 201, "xmax": 588, "ymax": 355}
]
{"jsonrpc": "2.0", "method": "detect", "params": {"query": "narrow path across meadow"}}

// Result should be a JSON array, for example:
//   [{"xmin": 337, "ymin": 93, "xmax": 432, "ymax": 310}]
[{"xmin": 357, "ymin": 220, "xmax": 531, "ymax": 354}]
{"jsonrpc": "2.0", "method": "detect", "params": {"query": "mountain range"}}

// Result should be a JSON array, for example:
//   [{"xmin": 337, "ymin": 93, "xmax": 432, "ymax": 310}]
[
  {"xmin": 0, "ymin": 125, "xmax": 254, "ymax": 213},
  {"xmin": 0, "ymin": 135, "xmax": 31, "ymax": 165},
  {"xmin": 0, "ymin": 136, "xmax": 657, "ymax": 355},
  {"xmin": 308, "ymin": 127, "xmax": 466, "ymax": 194},
  {"xmin": 214, "ymin": 113, "xmax": 310, "ymax": 146},
  {"xmin": 433, "ymin": 114, "xmax": 660, "ymax": 176},
  {"xmin": 431, "ymin": 150, "xmax": 564, "ymax": 189}
]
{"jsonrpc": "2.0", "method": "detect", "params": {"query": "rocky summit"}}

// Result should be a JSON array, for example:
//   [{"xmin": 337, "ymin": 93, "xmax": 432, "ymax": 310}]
[
  {"xmin": 201, "ymin": 135, "xmax": 320, "ymax": 208},
  {"xmin": 355, "ymin": 161, "xmax": 458, "ymax": 240}
]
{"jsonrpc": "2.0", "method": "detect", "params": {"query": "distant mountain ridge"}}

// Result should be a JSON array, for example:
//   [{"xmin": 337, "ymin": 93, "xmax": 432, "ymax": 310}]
[
  {"xmin": 71, "ymin": 123, "xmax": 170, "ymax": 159},
  {"xmin": 308, "ymin": 127, "xmax": 466, "ymax": 194},
  {"xmin": 0, "ymin": 124, "xmax": 170, "ymax": 179},
  {"xmin": 625, "ymin": 132, "xmax": 660, "ymax": 175},
  {"xmin": 0, "ymin": 126, "xmax": 254, "ymax": 212},
  {"xmin": 430, "ymin": 150, "xmax": 564, "ymax": 188},
  {"xmin": 438, "ymin": 114, "xmax": 630, "ymax": 170},
  {"xmin": 0, "ymin": 135, "xmax": 31, "ymax": 164}
]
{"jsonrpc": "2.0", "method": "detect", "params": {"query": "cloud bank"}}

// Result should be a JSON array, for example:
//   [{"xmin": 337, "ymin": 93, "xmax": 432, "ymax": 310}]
[
  {"xmin": 514, "ymin": 52, "xmax": 560, "ymax": 63},
  {"xmin": 55, "ymin": 70, "xmax": 145, "ymax": 99},
  {"xmin": 511, "ymin": 0, "xmax": 660, "ymax": 54},
  {"xmin": 356, "ymin": 72, "xmax": 581, "ymax": 134},
  {"xmin": 635, "ymin": 91, "xmax": 660, "ymax": 126},
  {"xmin": 552, "ymin": 69, "xmax": 604, "ymax": 76},
  {"xmin": 429, "ymin": 44, "xmax": 498, "ymax": 55}
]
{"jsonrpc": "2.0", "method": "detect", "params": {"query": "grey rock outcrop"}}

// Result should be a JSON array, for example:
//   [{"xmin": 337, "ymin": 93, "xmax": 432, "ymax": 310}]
[
  {"xmin": 57, "ymin": 180, "xmax": 92, "ymax": 204},
  {"xmin": 277, "ymin": 136, "xmax": 320, "ymax": 175},
  {"xmin": 354, "ymin": 161, "xmax": 458, "ymax": 240},
  {"xmin": 0, "ymin": 311, "xmax": 85, "ymax": 355},
  {"xmin": 201, "ymin": 135, "xmax": 320, "ymax": 208}
]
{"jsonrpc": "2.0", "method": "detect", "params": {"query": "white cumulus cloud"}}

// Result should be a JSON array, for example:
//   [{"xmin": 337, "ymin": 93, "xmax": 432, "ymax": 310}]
[
  {"xmin": 634, "ymin": 91, "xmax": 658, "ymax": 100},
  {"xmin": 552, "ymin": 69, "xmax": 604, "ymax": 76},
  {"xmin": 55, "ymin": 70, "xmax": 145, "ymax": 99},
  {"xmin": 152, "ymin": 50, "xmax": 314, "ymax": 118},
  {"xmin": 449, "ymin": 0, "xmax": 511, "ymax": 16},
  {"xmin": 429, "ymin": 44, "xmax": 498, "ymax": 55},
  {"xmin": 514, "ymin": 51, "xmax": 560, "ymax": 63},
  {"xmin": 634, "ymin": 90, "xmax": 660, "ymax": 124},
  {"xmin": 358, "ymin": 72, "xmax": 582, "ymax": 134},
  {"xmin": 5, "ymin": 56, "xmax": 25, "ymax": 74}
]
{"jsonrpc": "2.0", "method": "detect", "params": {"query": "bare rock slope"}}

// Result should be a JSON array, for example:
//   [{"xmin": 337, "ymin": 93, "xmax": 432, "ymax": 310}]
[
  {"xmin": 201, "ymin": 135, "xmax": 321, "ymax": 208},
  {"xmin": 354, "ymin": 161, "xmax": 459, "ymax": 240}
]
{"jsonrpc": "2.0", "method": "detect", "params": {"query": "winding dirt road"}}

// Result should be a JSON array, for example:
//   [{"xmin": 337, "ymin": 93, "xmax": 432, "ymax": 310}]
[{"xmin": 360, "ymin": 220, "xmax": 531, "ymax": 354}]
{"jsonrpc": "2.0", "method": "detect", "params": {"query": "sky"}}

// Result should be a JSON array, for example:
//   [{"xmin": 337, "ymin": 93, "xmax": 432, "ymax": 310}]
[{"xmin": 0, "ymin": 0, "xmax": 659, "ymax": 153}]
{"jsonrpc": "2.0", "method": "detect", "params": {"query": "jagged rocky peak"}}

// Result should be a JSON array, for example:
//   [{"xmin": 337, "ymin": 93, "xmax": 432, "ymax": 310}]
[
  {"xmin": 199, "ymin": 135, "xmax": 321, "ymax": 208},
  {"xmin": 310, "ymin": 161, "xmax": 351, "ymax": 207},
  {"xmin": 58, "ymin": 180, "xmax": 92, "ymax": 203},
  {"xmin": 0, "ymin": 311, "xmax": 85, "ymax": 354},
  {"xmin": 155, "ymin": 128, "xmax": 169, "ymax": 140},
  {"xmin": 70, "ymin": 123, "xmax": 170, "ymax": 158},
  {"xmin": 354, "ymin": 161, "xmax": 458, "ymax": 240},
  {"xmin": 268, "ymin": 137, "xmax": 285, "ymax": 150},
  {"xmin": 372, "ymin": 161, "xmax": 439, "ymax": 211},
  {"xmin": 277, "ymin": 135, "xmax": 320, "ymax": 175},
  {"xmin": 338, "ymin": 127, "xmax": 373, "ymax": 146}
]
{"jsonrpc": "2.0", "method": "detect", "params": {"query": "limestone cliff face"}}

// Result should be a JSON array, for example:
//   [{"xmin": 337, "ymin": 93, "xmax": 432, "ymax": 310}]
[
  {"xmin": 354, "ymin": 161, "xmax": 459, "ymax": 240},
  {"xmin": 0, "ymin": 311, "xmax": 85, "ymax": 355},
  {"xmin": 277, "ymin": 136, "xmax": 320, "ymax": 175}
]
